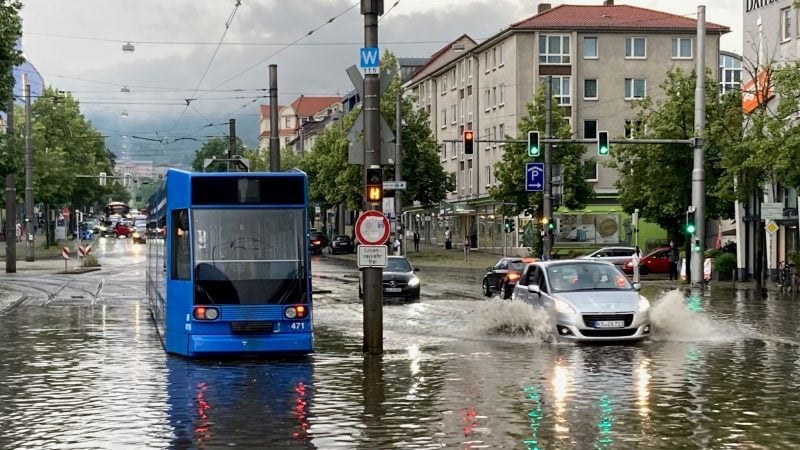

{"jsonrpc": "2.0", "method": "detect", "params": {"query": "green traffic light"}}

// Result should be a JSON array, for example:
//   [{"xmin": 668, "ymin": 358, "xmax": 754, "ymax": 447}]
[{"xmin": 686, "ymin": 223, "xmax": 696, "ymax": 234}]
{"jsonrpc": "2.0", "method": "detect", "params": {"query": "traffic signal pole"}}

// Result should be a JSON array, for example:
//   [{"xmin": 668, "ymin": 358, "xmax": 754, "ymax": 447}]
[
  {"xmin": 691, "ymin": 5, "xmax": 706, "ymax": 285},
  {"xmin": 543, "ymin": 76, "xmax": 553, "ymax": 260},
  {"xmin": 361, "ymin": 0, "xmax": 383, "ymax": 355}
]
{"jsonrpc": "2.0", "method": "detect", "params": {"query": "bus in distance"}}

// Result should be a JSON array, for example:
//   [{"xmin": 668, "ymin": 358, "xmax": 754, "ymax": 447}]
[{"xmin": 146, "ymin": 168, "xmax": 313, "ymax": 357}]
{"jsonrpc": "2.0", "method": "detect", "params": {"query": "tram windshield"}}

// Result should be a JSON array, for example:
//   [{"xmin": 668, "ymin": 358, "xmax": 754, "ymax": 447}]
[{"xmin": 192, "ymin": 209, "xmax": 306, "ymax": 305}]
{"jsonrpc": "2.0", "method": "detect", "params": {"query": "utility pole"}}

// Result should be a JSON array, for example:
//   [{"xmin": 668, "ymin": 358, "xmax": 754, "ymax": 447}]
[
  {"xmin": 269, "ymin": 64, "xmax": 280, "ymax": 171},
  {"xmin": 24, "ymin": 83, "xmax": 34, "ymax": 262},
  {"xmin": 228, "ymin": 119, "xmax": 236, "ymax": 172},
  {"xmin": 691, "ymin": 5, "xmax": 706, "ymax": 285},
  {"xmin": 395, "ymin": 93, "xmax": 403, "ymax": 255},
  {"xmin": 361, "ymin": 0, "xmax": 384, "ymax": 355},
  {"xmin": 5, "ymin": 99, "xmax": 16, "ymax": 273},
  {"xmin": 542, "ymin": 76, "xmax": 553, "ymax": 260}
]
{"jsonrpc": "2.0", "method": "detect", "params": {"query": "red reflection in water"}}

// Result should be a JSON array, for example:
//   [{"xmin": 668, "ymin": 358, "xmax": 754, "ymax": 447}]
[
  {"xmin": 292, "ymin": 382, "xmax": 310, "ymax": 440},
  {"xmin": 461, "ymin": 403, "xmax": 477, "ymax": 436},
  {"xmin": 194, "ymin": 382, "xmax": 212, "ymax": 446}
]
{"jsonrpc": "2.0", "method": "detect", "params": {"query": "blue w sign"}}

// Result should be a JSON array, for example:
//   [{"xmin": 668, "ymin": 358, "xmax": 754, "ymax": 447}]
[{"xmin": 360, "ymin": 47, "xmax": 379, "ymax": 74}]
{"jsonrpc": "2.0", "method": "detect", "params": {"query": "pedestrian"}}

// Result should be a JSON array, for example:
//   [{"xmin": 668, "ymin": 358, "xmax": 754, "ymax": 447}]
[
  {"xmin": 668, "ymin": 241, "xmax": 679, "ymax": 281},
  {"xmin": 463, "ymin": 235, "xmax": 471, "ymax": 262},
  {"xmin": 413, "ymin": 231, "xmax": 420, "ymax": 252},
  {"xmin": 444, "ymin": 227, "xmax": 452, "ymax": 250},
  {"xmin": 632, "ymin": 246, "xmax": 641, "ymax": 283},
  {"xmin": 393, "ymin": 236, "xmax": 401, "ymax": 256},
  {"xmin": 15, "ymin": 221, "xmax": 23, "ymax": 242}
]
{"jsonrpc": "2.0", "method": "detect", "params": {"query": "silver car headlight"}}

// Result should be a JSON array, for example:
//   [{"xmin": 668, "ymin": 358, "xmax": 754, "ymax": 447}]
[
  {"xmin": 408, "ymin": 277, "xmax": 420, "ymax": 287},
  {"xmin": 638, "ymin": 296, "xmax": 650, "ymax": 312},
  {"xmin": 553, "ymin": 298, "xmax": 576, "ymax": 315}
]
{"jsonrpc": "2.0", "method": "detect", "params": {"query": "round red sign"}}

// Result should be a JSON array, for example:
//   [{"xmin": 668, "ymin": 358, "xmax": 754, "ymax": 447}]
[{"xmin": 355, "ymin": 211, "xmax": 390, "ymax": 245}]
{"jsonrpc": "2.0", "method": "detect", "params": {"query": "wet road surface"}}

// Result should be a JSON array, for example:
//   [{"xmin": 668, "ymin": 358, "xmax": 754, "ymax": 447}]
[{"xmin": 1, "ymin": 237, "xmax": 800, "ymax": 448}]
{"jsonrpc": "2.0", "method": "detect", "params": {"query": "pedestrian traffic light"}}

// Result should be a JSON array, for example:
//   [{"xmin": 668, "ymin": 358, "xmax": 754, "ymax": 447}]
[
  {"xmin": 463, "ymin": 130, "xmax": 474, "ymax": 154},
  {"xmin": 685, "ymin": 207, "xmax": 696, "ymax": 234},
  {"xmin": 693, "ymin": 238, "xmax": 701, "ymax": 252},
  {"xmin": 366, "ymin": 166, "xmax": 382, "ymax": 203},
  {"xmin": 527, "ymin": 131, "xmax": 540, "ymax": 157},
  {"xmin": 597, "ymin": 131, "xmax": 609, "ymax": 156}
]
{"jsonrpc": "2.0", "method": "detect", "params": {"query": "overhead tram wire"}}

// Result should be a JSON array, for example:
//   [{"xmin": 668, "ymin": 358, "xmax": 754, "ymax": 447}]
[{"xmin": 168, "ymin": 0, "xmax": 243, "ymax": 133}]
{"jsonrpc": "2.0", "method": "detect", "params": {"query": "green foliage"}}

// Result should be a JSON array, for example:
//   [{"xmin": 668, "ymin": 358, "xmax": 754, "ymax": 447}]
[
  {"xmin": 712, "ymin": 252, "xmax": 736, "ymax": 273},
  {"xmin": 490, "ymin": 85, "xmax": 593, "ymax": 216},
  {"xmin": 190, "ymin": 137, "xmax": 249, "ymax": 172},
  {"xmin": 607, "ymin": 68, "xmax": 736, "ymax": 243},
  {"xmin": 0, "ymin": 1, "xmax": 22, "ymax": 107}
]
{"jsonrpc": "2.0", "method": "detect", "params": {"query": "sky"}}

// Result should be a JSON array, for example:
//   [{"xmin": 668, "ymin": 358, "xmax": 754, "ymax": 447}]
[{"xmin": 18, "ymin": 0, "xmax": 742, "ymax": 165}]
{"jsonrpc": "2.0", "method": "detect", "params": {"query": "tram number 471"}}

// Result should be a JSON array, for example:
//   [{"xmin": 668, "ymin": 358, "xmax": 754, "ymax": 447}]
[{"xmin": 290, "ymin": 322, "xmax": 305, "ymax": 330}]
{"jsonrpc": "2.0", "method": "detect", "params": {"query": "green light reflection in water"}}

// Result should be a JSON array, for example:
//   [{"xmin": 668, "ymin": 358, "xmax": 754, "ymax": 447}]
[
  {"xmin": 522, "ymin": 385, "xmax": 543, "ymax": 450},
  {"xmin": 594, "ymin": 394, "xmax": 614, "ymax": 449}
]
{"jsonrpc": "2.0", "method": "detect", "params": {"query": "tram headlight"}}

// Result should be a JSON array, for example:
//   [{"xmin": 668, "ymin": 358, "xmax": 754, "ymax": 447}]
[{"xmin": 284, "ymin": 305, "xmax": 308, "ymax": 319}]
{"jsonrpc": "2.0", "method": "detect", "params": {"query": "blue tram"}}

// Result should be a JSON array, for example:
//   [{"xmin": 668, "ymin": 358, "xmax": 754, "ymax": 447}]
[{"xmin": 146, "ymin": 169, "xmax": 313, "ymax": 357}]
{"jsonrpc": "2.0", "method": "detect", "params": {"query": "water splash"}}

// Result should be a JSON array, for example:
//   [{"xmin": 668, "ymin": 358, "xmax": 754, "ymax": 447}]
[
  {"xmin": 649, "ymin": 290, "xmax": 738, "ymax": 342},
  {"xmin": 467, "ymin": 300, "xmax": 554, "ymax": 343}
]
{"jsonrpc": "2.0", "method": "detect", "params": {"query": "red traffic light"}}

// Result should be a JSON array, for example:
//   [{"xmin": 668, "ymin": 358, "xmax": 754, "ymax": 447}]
[{"xmin": 463, "ymin": 130, "xmax": 474, "ymax": 154}]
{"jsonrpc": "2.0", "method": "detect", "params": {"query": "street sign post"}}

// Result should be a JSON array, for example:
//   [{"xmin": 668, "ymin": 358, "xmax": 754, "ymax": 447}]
[
  {"xmin": 525, "ymin": 162, "xmax": 544, "ymax": 192},
  {"xmin": 358, "ymin": 245, "xmax": 388, "ymax": 268},
  {"xmin": 355, "ymin": 210, "xmax": 390, "ymax": 245}
]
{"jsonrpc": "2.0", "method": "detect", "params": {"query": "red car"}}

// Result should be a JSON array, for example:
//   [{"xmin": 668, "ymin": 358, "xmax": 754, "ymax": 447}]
[
  {"xmin": 623, "ymin": 246, "xmax": 671, "ymax": 275},
  {"xmin": 114, "ymin": 222, "xmax": 133, "ymax": 238}
]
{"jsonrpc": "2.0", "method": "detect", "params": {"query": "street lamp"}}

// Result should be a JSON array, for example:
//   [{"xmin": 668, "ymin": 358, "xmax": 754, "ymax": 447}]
[{"xmin": 122, "ymin": 42, "xmax": 135, "ymax": 53}]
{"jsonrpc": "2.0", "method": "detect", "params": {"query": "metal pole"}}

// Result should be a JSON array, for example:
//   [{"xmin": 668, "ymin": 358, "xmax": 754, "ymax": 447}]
[
  {"xmin": 395, "ymin": 93, "xmax": 403, "ymax": 255},
  {"xmin": 24, "ymin": 83, "xmax": 34, "ymax": 262},
  {"xmin": 5, "ymin": 99, "xmax": 16, "ymax": 273},
  {"xmin": 543, "ymin": 76, "xmax": 553, "ymax": 260},
  {"xmin": 228, "ymin": 118, "xmax": 236, "ymax": 171},
  {"xmin": 691, "ymin": 5, "xmax": 706, "ymax": 285},
  {"xmin": 362, "ymin": 0, "xmax": 384, "ymax": 355},
  {"xmin": 269, "ymin": 64, "xmax": 280, "ymax": 171}
]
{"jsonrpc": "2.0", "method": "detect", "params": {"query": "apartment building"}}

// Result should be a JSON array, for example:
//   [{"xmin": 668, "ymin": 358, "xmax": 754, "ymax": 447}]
[
  {"xmin": 405, "ymin": 2, "xmax": 728, "ymax": 251},
  {"xmin": 258, "ymin": 95, "xmax": 343, "ymax": 154},
  {"xmin": 739, "ymin": 0, "xmax": 799, "ymax": 279}
]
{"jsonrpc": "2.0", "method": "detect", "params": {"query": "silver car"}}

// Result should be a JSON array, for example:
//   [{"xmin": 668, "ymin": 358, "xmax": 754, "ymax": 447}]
[
  {"xmin": 579, "ymin": 246, "xmax": 637, "ymax": 267},
  {"xmin": 512, "ymin": 260, "xmax": 651, "ymax": 341}
]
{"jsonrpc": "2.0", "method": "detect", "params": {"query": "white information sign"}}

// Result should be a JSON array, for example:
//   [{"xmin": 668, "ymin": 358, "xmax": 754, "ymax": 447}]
[
  {"xmin": 358, "ymin": 245, "xmax": 387, "ymax": 268},
  {"xmin": 762, "ymin": 202, "xmax": 784, "ymax": 220}
]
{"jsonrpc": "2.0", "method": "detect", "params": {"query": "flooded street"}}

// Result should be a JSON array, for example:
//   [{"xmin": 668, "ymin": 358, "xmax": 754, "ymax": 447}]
[{"xmin": 2, "ymin": 241, "xmax": 800, "ymax": 448}]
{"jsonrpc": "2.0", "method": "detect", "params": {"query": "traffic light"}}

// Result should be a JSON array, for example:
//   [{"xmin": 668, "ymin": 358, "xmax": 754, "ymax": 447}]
[
  {"xmin": 527, "ymin": 131, "xmax": 540, "ymax": 157},
  {"xmin": 547, "ymin": 218, "xmax": 555, "ymax": 233},
  {"xmin": 693, "ymin": 238, "xmax": 701, "ymax": 252},
  {"xmin": 366, "ymin": 166, "xmax": 383, "ymax": 203},
  {"xmin": 504, "ymin": 218, "xmax": 511, "ymax": 233},
  {"xmin": 99, "ymin": 172, "xmax": 107, "ymax": 186},
  {"xmin": 463, "ymin": 130, "xmax": 474, "ymax": 154},
  {"xmin": 598, "ymin": 131, "xmax": 609, "ymax": 156},
  {"xmin": 509, "ymin": 219, "xmax": 515, "ymax": 233},
  {"xmin": 685, "ymin": 207, "xmax": 696, "ymax": 234}
]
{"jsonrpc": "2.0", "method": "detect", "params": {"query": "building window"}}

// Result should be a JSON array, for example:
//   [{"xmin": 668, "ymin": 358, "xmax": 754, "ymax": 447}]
[
  {"xmin": 492, "ymin": 47, "xmax": 497, "ymax": 69},
  {"xmin": 625, "ymin": 37, "xmax": 646, "ymax": 58},
  {"xmin": 492, "ymin": 126, "xmax": 497, "ymax": 148},
  {"xmin": 539, "ymin": 35, "xmax": 571, "ymax": 64},
  {"xmin": 484, "ymin": 52, "xmax": 490, "ymax": 73},
  {"xmin": 467, "ymin": 57, "xmax": 473, "ymax": 84},
  {"xmin": 584, "ymin": 160, "xmax": 598, "ymax": 182},
  {"xmin": 441, "ymin": 142, "xmax": 447, "ymax": 160},
  {"xmin": 469, "ymin": 166, "xmax": 473, "ymax": 191},
  {"xmin": 451, "ymin": 105, "xmax": 457, "ymax": 125},
  {"xmin": 782, "ymin": 8, "xmax": 792, "ymax": 41},
  {"xmin": 583, "ymin": 120, "xmax": 598, "ymax": 139},
  {"xmin": 583, "ymin": 37, "xmax": 598, "ymax": 59},
  {"xmin": 584, "ymin": 79, "xmax": 598, "ymax": 100},
  {"xmin": 485, "ymin": 165, "xmax": 491, "ymax": 187},
  {"xmin": 499, "ymin": 84, "xmax": 505, "ymax": 105},
  {"xmin": 719, "ymin": 54, "xmax": 742, "ymax": 95},
  {"xmin": 625, "ymin": 119, "xmax": 644, "ymax": 139},
  {"xmin": 498, "ymin": 123, "xmax": 505, "ymax": 145},
  {"xmin": 284, "ymin": 117, "xmax": 291, "ymax": 128},
  {"xmin": 492, "ymin": 87, "xmax": 497, "ymax": 108},
  {"xmin": 671, "ymin": 38, "xmax": 692, "ymax": 59},
  {"xmin": 441, "ymin": 109, "xmax": 447, "ymax": 128},
  {"xmin": 624, "ymin": 78, "xmax": 646, "ymax": 100},
  {"xmin": 540, "ymin": 76, "xmax": 571, "ymax": 105},
  {"xmin": 498, "ymin": 44, "xmax": 504, "ymax": 67},
  {"xmin": 485, "ymin": 89, "xmax": 491, "ymax": 111}
]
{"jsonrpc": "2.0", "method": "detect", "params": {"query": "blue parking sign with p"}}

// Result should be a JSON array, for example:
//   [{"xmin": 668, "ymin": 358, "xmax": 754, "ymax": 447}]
[
  {"xmin": 360, "ymin": 47, "xmax": 379, "ymax": 74},
  {"xmin": 525, "ymin": 162, "xmax": 544, "ymax": 192}
]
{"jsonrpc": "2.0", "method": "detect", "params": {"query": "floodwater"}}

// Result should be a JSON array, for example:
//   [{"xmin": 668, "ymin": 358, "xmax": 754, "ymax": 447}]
[{"xmin": 2, "ymin": 279, "xmax": 800, "ymax": 448}]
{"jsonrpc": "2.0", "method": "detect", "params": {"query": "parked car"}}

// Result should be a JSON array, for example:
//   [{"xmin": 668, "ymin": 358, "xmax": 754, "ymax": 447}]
[
  {"xmin": 329, "ymin": 235, "xmax": 354, "ymax": 254},
  {"xmin": 359, "ymin": 256, "xmax": 420, "ymax": 302},
  {"xmin": 622, "ymin": 246, "xmax": 671, "ymax": 275},
  {"xmin": 309, "ymin": 231, "xmax": 328, "ymax": 255},
  {"xmin": 512, "ymin": 260, "xmax": 651, "ymax": 341},
  {"xmin": 580, "ymin": 246, "xmax": 637, "ymax": 268},
  {"xmin": 482, "ymin": 257, "xmax": 536, "ymax": 299},
  {"xmin": 114, "ymin": 221, "xmax": 133, "ymax": 238}
]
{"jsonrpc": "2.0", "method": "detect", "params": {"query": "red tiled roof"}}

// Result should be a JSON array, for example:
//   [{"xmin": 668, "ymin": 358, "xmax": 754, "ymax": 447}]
[
  {"xmin": 259, "ymin": 104, "xmax": 285, "ymax": 118},
  {"xmin": 290, "ymin": 96, "xmax": 342, "ymax": 117},
  {"xmin": 511, "ymin": 5, "xmax": 729, "ymax": 33}
]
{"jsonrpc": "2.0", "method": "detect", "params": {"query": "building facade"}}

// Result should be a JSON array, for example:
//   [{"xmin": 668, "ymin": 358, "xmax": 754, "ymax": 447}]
[
  {"xmin": 258, "ymin": 96, "xmax": 343, "ymax": 154},
  {"xmin": 405, "ymin": 2, "xmax": 728, "ymax": 254}
]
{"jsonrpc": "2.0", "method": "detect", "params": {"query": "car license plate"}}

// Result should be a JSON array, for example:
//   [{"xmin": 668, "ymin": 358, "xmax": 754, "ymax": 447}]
[
  {"xmin": 594, "ymin": 320, "xmax": 624, "ymax": 328},
  {"xmin": 385, "ymin": 287, "xmax": 402, "ymax": 293}
]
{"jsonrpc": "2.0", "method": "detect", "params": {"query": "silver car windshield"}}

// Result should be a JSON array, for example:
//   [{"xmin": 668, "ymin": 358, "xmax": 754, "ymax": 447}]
[
  {"xmin": 548, "ymin": 263, "xmax": 632, "ymax": 292},
  {"xmin": 192, "ymin": 209, "xmax": 306, "ymax": 305}
]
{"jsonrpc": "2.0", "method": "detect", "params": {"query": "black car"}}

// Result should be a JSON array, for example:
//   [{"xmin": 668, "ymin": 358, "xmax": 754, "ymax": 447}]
[
  {"xmin": 309, "ymin": 231, "xmax": 328, "ymax": 255},
  {"xmin": 360, "ymin": 256, "xmax": 420, "ymax": 301},
  {"xmin": 329, "ymin": 235, "xmax": 354, "ymax": 254},
  {"xmin": 482, "ymin": 257, "xmax": 535, "ymax": 299}
]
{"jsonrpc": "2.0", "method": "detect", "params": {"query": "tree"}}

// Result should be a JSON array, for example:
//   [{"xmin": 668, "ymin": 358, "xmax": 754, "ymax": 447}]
[
  {"xmin": 607, "ymin": 68, "xmax": 736, "ymax": 243},
  {"xmin": 0, "ymin": 1, "xmax": 22, "ymax": 107},
  {"xmin": 490, "ymin": 85, "xmax": 593, "ymax": 217},
  {"xmin": 190, "ymin": 137, "xmax": 249, "ymax": 172}
]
